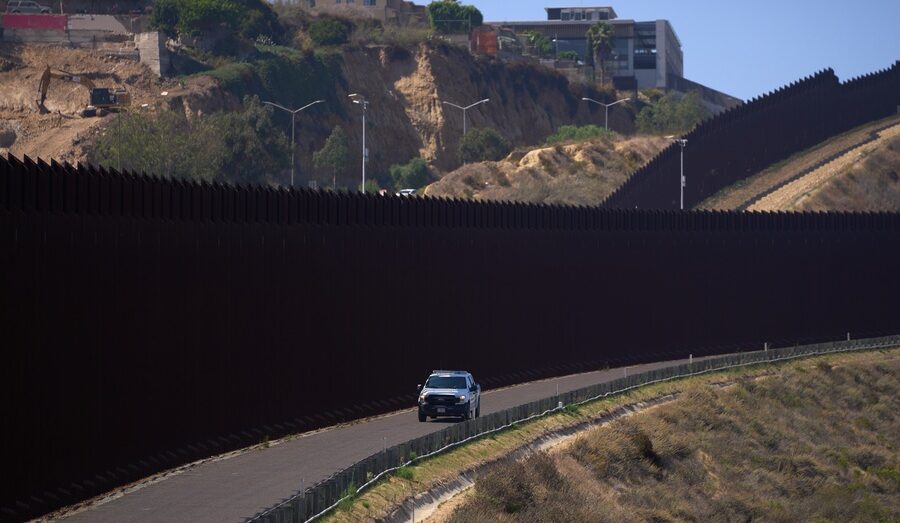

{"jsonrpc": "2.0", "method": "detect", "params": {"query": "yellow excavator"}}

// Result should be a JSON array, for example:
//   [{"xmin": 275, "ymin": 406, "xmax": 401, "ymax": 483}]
[{"xmin": 36, "ymin": 66, "xmax": 131, "ymax": 117}]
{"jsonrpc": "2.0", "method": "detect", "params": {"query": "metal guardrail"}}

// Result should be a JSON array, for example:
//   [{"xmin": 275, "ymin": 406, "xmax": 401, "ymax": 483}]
[{"xmin": 249, "ymin": 334, "xmax": 900, "ymax": 523}]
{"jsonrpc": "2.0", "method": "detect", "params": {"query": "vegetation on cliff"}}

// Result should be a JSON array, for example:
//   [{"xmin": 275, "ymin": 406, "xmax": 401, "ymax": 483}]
[{"xmin": 90, "ymin": 96, "xmax": 289, "ymax": 185}]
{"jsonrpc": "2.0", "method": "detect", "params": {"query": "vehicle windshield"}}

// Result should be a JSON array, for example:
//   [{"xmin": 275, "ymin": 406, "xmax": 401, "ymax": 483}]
[{"xmin": 425, "ymin": 376, "xmax": 467, "ymax": 389}]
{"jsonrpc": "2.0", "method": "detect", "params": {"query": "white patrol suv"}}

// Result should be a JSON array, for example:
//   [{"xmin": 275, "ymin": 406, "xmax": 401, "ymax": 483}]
[{"xmin": 417, "ymin": 370, "xmax": 481, "ymax": 422}]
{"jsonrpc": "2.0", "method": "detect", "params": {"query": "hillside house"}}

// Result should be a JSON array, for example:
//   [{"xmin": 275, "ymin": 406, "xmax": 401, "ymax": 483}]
[{"xmin": 287, "ymin": 0, "xmax": 427, "ymax": 26}]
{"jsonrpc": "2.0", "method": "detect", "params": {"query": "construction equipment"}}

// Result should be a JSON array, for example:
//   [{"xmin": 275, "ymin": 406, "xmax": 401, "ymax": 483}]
[{"xmin": 36, "ymin": 66, "xmax": 131, "ymax": 117}]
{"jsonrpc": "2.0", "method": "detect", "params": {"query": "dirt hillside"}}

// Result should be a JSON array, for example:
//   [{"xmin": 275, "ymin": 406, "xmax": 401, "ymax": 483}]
[
  {"xmin": 788, "ymin": 132, "xmax": 900, "ymax": 212},
  {"xmin": 289, "ymin": 43, "xmax": 635, "ymax": 182},
  {"xmin": 697, "ymin": 115, "xmax": 900, "ymax": 211},
  {"xmin": 423, "ymin": 136, "xmax": 668, "ymax": 206},
  {"xmin": 445, "ymin": 350, "xmax": 900, "ymax": 522},
  {"xmin": 0, "ymin": 44, "xmax": 234, "ymax": 164}
]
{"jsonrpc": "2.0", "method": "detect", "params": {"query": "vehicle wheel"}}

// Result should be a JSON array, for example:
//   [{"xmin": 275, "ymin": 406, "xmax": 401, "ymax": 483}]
[
  {"xmin": 418, "ymin": 411, "xmax": 426, "ymax": 422},
  {"xmin": 462, "ymin": 403, "xmax": 471, "ymax": 421},
  {"xmin": 475, "ymin": 404, "xmax": 480, "ymax": 418}
]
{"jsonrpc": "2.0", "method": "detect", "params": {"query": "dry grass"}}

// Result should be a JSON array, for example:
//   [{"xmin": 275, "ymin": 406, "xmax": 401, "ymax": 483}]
[
  {"xmin": 696, "ymin": 114, "xmax": 900, "ymax": 211},
  {"xmin": 321, "ymin": 349, "xmax": 898, "ymax": 523},
  {"xmin": 423, "ymin": 135, "xmax": 668, "ymax": 206},
  {"xmin": 448, "ymin": 351, "xmax": 900, "ymax": 522},
  {"xmin": 796, "ymin": 133, "xmax": 900, "ymax": 211}
]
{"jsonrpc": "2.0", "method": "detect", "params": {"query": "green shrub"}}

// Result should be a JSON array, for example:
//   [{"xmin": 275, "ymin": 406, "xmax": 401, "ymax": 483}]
[
  {"xmin": 337, "ymin": 482, "xmax": 356, "ymax": 512},
  {"xmin": 308, "ymin": 19, "xmax": 350, "ymax": 46},
  {"xmin": 427, "ymin": 0, "xmax": 483, "ymax": 34},
  {"xmin": 396, "ymin": 466, "xmax": 415, "ymax": 480},
  {"xmin": 458, "ymin": 128, "xmax": 511, "ymax": 164},
  {"xmin": 150, "ymin": 0, "xmax": 281, "ymax": 41},
  {"xmin": 202, "ymin": 48, "xmax": 342, "ymax": 114},
  {"xmin": 545, "ymin": 124, "xmax": 614, "ymax": 144},
  {"xmin": 389, "ymin": 158, "xmax": 432, "ymax": 190},
  {"xmin": 89, "ymin": 96, "xmax": 289, "ymax": 186},
  {"xmin": 636, "ymin": 90, "xmax": 709, "ymax": 135},
  {"xmin": 313, "ymin": 126, "xmax": 351, "ymax": 190},
  {"xmin": 349, "ymin": 19, "xmax": 433, "ymax": 49},
  {"xmin": 557, "ymin": 50, "xmax": 579, "ymax": 61},
  {"xmin": 524, "ymin": 30, "xmax": 554, "ymax": 57},
  {"xmin": 150, "ymin": 0, "xmax": 180, "ymax": 36}
]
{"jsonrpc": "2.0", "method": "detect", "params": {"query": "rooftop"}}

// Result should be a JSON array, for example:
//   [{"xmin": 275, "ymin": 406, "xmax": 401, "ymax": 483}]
[{"xmin": 545, "ymin": 6, "xmax": 618, "ymax": 18}]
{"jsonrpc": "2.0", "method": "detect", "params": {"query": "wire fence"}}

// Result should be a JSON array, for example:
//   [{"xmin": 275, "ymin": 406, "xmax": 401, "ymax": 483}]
[{"xmin": 249, "ymin": 333, "xmax": 900, "ymax": 523}]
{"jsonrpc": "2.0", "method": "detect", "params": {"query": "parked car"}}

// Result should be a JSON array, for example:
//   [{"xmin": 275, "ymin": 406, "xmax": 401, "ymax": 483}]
[
  {"xmin": 6, "ymin": 0, "xmax": 52, "ymax": 13},
  {"xmin": 417, "ymin": 370, "xmax": 481, "ymax": 422},
  {"xmin": 396, "ymin": 188, "xmax": 416, "ymax": 196}
]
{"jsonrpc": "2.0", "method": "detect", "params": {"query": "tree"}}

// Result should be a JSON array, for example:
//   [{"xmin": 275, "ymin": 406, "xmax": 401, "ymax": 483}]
[
  {"xmin": 636, "ymin": 91, "xmax": 709, "ymax": 135},
  {"xmin": 150, "ymin": 0, "xmax": 281, "ymax": 41},
  {"xmin": 427, "ymin": 0, "xmax": 483, "ymax": 34},
  {"xmin": 313, "ymin": 126, "xmax": 350, "ymax": 190},
  {"xmin": 587, "ymin": 21, "xmax": 613, "ymax": 84},
  {"xmin": 89, "ymin": 96, "xmax": 290, "ymax": 184},
  {"xmin": 524, "ymin": 30, "xmax": 553, "ymax": 57},
  {"xmin": 458, "ymin": 128, "xmax": 511, "ymax": 164},
  {"xmin": 389, "ymin": 158, "xmax": 432, "ymax": 190}
]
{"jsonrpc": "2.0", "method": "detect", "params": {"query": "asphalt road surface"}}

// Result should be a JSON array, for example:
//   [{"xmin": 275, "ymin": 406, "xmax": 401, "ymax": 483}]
[{"xmin": 63, "ymin": 355, "xmax": 708, "ymax": 522}]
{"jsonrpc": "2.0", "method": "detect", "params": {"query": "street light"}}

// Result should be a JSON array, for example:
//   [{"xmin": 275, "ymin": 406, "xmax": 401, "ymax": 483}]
[
  {"xmin": 348, "ymin": 93, "xmax": 369, "ymax": 193},
  {"xmin": 582, "ymin": 96, "xmax": 631, "ymax": 130},
  {"xmin": 263, "ymin": 99, "xmax": 325, "ymax": 188},
  {"xmin": 441, "ymin": 98, "xmax": 490, "ymax": 136},
  {"xmin": 667, "ymin": 136, "xmax": 688, "ymax": 210}
]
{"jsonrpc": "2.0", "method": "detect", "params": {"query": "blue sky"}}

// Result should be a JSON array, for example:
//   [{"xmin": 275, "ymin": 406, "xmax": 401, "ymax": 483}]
[{"xmin": 476, "ymin": 0, "xmax": 900, "ymax": 100}]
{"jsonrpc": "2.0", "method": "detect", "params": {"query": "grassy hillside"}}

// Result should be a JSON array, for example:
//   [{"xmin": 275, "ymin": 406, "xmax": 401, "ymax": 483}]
[
  {"xmin": 698, "ymin": 116, "xmax": 900, "ymax": 211},
  {"xmin": 447, "ymin": 352, "xmax": 900, "ymax": 522},
  {"xmin": 794, "ymin": 133, "xmax": 900, "ymax": 211}
]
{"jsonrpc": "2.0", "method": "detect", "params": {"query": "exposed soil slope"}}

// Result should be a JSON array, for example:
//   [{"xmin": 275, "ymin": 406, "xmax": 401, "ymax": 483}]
[
  {"xmin": 0, "ymin": 44, "xmax": 235, "ymax": 164},
  {"xmin": 424, "ymin": 136, "xmax": 668, "ymax": 205},
  {"xmin": 292, "ymin": 44, "xmax": 634, "ymax": 181},
  {"xmin": 697, "ymin": 115, "xmax": 900, "ymax": 211},
  {"xmin": 446, "ymin": 351, "xmax": 900, "ymax": 522},
  {"xmin": 751, "ymin": 125, "xmax": 900, "ymax": 211}
]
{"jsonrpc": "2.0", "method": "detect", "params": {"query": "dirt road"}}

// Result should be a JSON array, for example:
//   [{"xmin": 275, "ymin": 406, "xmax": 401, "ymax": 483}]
[
  {"xmin": 57, "ymin": 355, "xmax": 709, "ymax": 523},
  {"xmin": 748, "ymin": 121, "xmax": 900, "ymax": 211}
]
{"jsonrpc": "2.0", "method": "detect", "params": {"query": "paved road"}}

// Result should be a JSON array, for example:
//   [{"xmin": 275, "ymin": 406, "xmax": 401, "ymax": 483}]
[{"xmin": 63, "ymin": 355, "xmax": 707, "ymax": 522}]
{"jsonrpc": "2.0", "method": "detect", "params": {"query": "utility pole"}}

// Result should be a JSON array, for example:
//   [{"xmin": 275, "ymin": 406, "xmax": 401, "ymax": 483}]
[
  {"xmin": 581, "ymin": 96, "xmax": 631, "ymax": 130},
  {"xmin": 349, "ymin": 94, "xmax": 370, "ymax": 193},
  {"xmin": 441, "ymin": 98, "xmax": 490, "ymax": 137},
  {"xmin": 263, "ymin": 99, "xmax": 325, "ymax": 188},
  {"xmin": 673, "ymin": 138, "xmax": 687, "ymax": 210}
]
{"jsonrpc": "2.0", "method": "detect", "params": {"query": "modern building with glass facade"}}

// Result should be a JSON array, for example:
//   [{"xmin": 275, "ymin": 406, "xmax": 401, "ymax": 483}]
[{"xmin": 487, "ymin": 6, "xmax": 684, "ymax": 91}]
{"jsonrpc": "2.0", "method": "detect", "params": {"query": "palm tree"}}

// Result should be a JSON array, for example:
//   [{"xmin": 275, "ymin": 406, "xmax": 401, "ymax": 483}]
[{"xmin": 587, "ymin": 21, "xmax": 614, "ymax": 85}]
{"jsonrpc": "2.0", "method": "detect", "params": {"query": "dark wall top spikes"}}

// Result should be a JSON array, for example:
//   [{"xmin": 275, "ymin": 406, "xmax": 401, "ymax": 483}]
[
  {"xmin": 3, "ymin": 102, "xmax": 900, "ymax": 520},
  {"xmin": 602, "ymin": 62, "xmax": 900, "ymax": 210}
]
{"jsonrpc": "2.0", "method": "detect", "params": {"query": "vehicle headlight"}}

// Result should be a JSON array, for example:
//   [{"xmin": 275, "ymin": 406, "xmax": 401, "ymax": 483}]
[
  {"xmin": 458, "ymin": 395, "xmax": 467, "ymax": 403},
  {"xmin": 418, "ymin": 394, "xmax": 426, "ymax": 403}
]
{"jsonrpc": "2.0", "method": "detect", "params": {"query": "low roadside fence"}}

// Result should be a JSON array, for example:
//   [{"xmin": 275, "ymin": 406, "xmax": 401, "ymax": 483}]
[{"xmin": 250, "ymin": 334, "xmax": 900, "ymax": 523}]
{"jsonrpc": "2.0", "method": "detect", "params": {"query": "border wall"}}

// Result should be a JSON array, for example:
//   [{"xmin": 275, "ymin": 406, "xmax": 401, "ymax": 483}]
[
  {"xmin": 603, "ymin": 62, "xmax": 900, "ymax": 209},
  {"xmin": 2, "ymin": 154, "xmax": 900, "ymax": 520}
]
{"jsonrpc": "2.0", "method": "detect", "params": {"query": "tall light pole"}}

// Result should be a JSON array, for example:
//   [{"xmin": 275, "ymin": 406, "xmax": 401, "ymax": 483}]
[
  {"xmin": 582, "ymin": 97, "xmax": 630, "ymax": 130},
  {"xmin": 441, "ymin": 98, "xmax": 490, "ymax": 136},
  {"xmin": 263, "ymin": 99, "xmax": 324, "ymax": 188},
  {"xmin": 668, "ymin": 137, "xmax": 688, "ymax": 210},
  {"xmin": 348, "ymin": 93, "xmax": 370, "ymax": 193}
]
